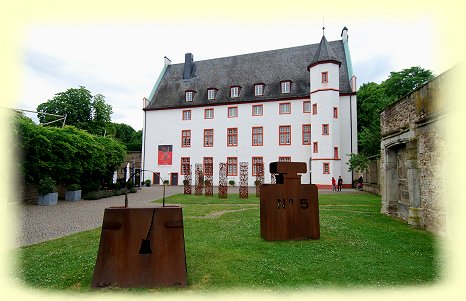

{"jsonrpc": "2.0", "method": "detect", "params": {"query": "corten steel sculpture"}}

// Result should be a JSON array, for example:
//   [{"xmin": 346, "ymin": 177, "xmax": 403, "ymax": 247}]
[
  {"xmin": 92, "ymin": 173, "xmax": 187, "ymax": 289},
  {"xmin": 239, "ymin": 162, "xmax": 249, "ymax": 199},
  {"xmin": 194, "ymin": 163, "xmax": 204, "ymax": 195},
  {"xmin": 91, "ymin": 206, "xmax": 187, "ymax": 288},
  {"xmin": 260, "ymin": 162, "xmax": 320, "ymax": 241},
  {"xmin": 255, "ymin": 162, "xmax": 264, "ymax": 197},
  {"xmin": 183, "ymin": 165, "xmax": 192, "ymax": 195},
  {"xmin": 218, "ymin": 162, "xmax": 228, "ymax": 198},
  {"xmin": 204, "ymin": 163, "xmax": 213, "ymax": 197}
]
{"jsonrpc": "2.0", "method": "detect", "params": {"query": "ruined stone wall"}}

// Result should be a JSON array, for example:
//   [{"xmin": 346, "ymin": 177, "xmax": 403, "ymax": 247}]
[
  {"xmin": 380, "ymin": 70, "xmax": 450, "ymax": 235},
  {"xmin": 417, "ymin": 122, "xmax": 446, "ymax": 234},
  {"xmin": 380, "ymin": 96, "xmax": 416, "ymax": 136}
]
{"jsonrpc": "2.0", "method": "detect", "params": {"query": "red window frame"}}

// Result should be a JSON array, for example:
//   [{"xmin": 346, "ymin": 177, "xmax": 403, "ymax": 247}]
[
  {"xmin": 279, "ymin": 102, "xmax": 291, "ymax": 114},
  {"xmin": 322, "ymin": 124, "xmax": 329, "ymax": 135},
  {"xmin": 203, "ymin": 129, "xmax": 214, "ymax": 147},
  {"xmin": 312, "ymin": 103, "xmax": 317, "ymax": 115},
  {"xmin": 203, "ymin": 157, "xmax": 213, "ymax": 176},
  {"xmin": 227, "ymin": 128, "xmax": 238, "ymax": 147},
  {"xmin": 322, "ymin": 72, "xmax": 328, "ymax": 83},
  {"xmin": 252, "ymin": 104, "xmax": 263, "ymax": 116},
  {"xmin": 252, "ymin": 126, "xmax": 263, "ymax": 146},
  {"xmin": 279, "ymin": 125, "xmax": 291, "ymax": 145},
  {"xmin": 313, "ymin": 142, "xmax": 318, "ymax": 153},
  {"xmin": 227, "ymin": 157, "xmax": 238, "ymax": 176},
  {"xmin": 180, "ymin": 157, "xmax": 190, "ymax": 175},
  {"xmin": 254, "ymin": 84, "xmax": 264, "ymax": 96},
  {"xmin": 228, "ymin": 106, "xmax": 238, "ymax": 118},
  {"xmin": 280, "ymin": 80, "xmax": 291, "ymax": 93},
  {"xmin": 333, "ymin": 107, "xmax": 338, "ymax": 118},
  {"xmin": 303, "ymin": 101, "xmax": 311, "ymax": 113},
  {"xmin": 302, "ymin": 124, "xmax": 311, "ymax": 145},
  {"xmin": 334, "ymin": 147, "xmax": 339, "ymax": 159},
  {"xmin": 230, "ymin": 86, "xmax": 240, "ymax": 98},
  {"xmin": 181, "ymin": 130, "xmax": 191, "ymax": 147},
  {"xmin": 252, "ymin": 157, "xmax": 264, "ymax": 176},
  {"xmin": 207, "ymin": 88, "xmax": 217, "ymax": 100},
  {"xmin": 182, "ymin": 110, "xmax": 191, "ymax": 120},
  {"xmin": 204, "ymin": 108, "xmax": 214, "ymax": 119},
  {"xmin": 323, "ymin": 162, "xmax": 330, "ymax": 174},
  {"xmin": 279, "ymin": 156, "xmax": 291, "ymax": 162}
]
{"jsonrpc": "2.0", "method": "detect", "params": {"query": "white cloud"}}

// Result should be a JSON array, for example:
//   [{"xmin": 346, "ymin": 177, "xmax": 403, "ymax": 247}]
[{"xmin": 16, "ymin": 18, "xmax": 444, "ymax": 130}]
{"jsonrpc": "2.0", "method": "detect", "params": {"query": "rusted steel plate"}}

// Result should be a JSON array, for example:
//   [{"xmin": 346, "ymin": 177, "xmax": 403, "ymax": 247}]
[
  {"xmin": 260, "ymin": 162, "xmax": 320, "ymax": 241},
  {"xmin": 91, "ymin": 206, "xmax": 187, "ymax": 288}
]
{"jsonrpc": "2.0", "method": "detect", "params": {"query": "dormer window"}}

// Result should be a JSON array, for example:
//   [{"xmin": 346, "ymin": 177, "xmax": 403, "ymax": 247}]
[
  {"xmin": 185, "ymin": 91, "xmax": 195, "ymax": 102},
  {"xmin": 207, "ymin": 88, "xmax": 217, "ymax": 100},
  {"xmin": 280, "ymin": 81, "xmax": 291, "ymax": 93},
  {"xmin": 254, "ymin": 84, "xmax": 264, "ymax": 96},
  {"xmin": 230, "ymin": 86, "xmax": 240, "ymax": 98}
]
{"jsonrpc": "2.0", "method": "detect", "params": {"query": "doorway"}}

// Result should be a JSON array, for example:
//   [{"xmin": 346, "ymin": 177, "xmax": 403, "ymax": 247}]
[{"xmin": 170, "ymin": 173, "xmax": 179, "ymax": 185}]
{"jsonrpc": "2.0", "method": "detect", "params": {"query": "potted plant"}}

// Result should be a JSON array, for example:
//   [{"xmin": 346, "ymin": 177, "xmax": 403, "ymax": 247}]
[
  {"xmin": 145, "ymin": 179, "xmax": 151, "ymax": 187},
  {"xmin": 228, "ymin": 180, "xmax": 235, "ymax": 187},
  {"xmin": 37, "ymin": 176, "xmax": 58, "ymax": 206},
  {"xmin": 65, "ymin": 183, "xmax": 81, "ymax": 202}
]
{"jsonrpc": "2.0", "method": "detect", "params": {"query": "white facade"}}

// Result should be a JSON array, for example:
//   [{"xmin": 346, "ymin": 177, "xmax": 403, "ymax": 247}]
[
  {"xmin": 143, "ymin": 98, "xmax": 318, "ymax": 186},
  {"xmin": 142, "ymin": 30, "xmax": 357, "ymax": 188}
]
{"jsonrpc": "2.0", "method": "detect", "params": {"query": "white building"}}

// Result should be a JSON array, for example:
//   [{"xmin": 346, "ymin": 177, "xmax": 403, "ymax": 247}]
[{"xmin": 142, "ymin": 27, "xmax": 357, "ymax": 188}]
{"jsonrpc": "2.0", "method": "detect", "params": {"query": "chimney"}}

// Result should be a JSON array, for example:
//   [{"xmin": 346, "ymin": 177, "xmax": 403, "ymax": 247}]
[
  {"xmin": 341, "ymin": 26, "xmax": 348, "ymax": 42},
  {"xmin": 164, "ymin": 56, "xmax": 171, "ymax": 67},
  {"xmin": 183, "ymin": 53, "xmax": 194, "ymax": 79}
]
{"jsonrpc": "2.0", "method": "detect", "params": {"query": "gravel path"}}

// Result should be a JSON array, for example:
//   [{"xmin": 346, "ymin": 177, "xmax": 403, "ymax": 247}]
[
  {"xmin": 11, "ymin": 186, "xmax": 365, "ymax": 248},
  {"xmin": 12, "ymin": 186, "xmax": 185, "ymax": 248}
]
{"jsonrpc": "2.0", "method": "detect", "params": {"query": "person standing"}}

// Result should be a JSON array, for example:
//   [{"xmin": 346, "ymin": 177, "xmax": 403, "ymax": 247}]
[
  {"xmin": 337, "ymin": 176, "xmax": 343, "ymax": 191},
  {"xmin": 331, "ymin": 177, "xmax": 336, "ymax": 191}
]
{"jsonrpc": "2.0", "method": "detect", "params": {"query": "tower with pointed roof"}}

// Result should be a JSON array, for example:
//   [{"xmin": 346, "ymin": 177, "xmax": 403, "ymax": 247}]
[
  {"xmin": 141, "ymin": 26, "xmax": 357, "ymax": 188},
  {"xmin": 307, "ymin": 27, "xmax": 357, "ymax": 187}
]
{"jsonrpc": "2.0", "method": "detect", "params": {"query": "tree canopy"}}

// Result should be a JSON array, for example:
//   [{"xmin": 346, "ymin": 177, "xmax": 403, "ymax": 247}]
[
  {"xmin": 36, "ymin": 86, "xmax": 114, "ymax": 136},
  {"xmin": 356, "ymin": 66, "xmax": 434, "ymax": 156},
  {"xmin": 348, "ymin": 66, "xmax": 434, "ymax": 171},
  {"xmin": 113, "ymin": 123, "xmax": 142, "ymax": 151}
]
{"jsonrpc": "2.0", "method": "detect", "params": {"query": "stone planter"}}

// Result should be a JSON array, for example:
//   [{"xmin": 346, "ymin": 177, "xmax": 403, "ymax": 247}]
[
  {"xmin": 38, "ymin": 192, "xmax": 58, "ymax": 206},
  {"xmin": 65, "ymin": 190, "xmax": 82, "ymax": 202}
]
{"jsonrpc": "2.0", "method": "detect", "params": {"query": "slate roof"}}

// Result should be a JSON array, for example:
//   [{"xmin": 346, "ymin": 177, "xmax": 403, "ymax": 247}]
[{"xmin": 146, "ymin": 38, "xmax": 352, "ymax": 110}]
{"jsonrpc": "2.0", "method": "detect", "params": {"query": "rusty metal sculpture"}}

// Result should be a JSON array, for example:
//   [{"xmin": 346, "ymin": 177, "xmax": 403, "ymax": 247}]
[
  {"xmin": 194, "ymin": 163, "xmax": 204, "ymax": 195},
  {"xmin": 239, "ymin": 162, "xmax": 249, "ymax": 199},
  {"xmin": 183, "ymin": 165, "xmax": 192, "ymax": 195},
  {"xmin": 271, "ymin": 172, "xmax": 277, "ymax": 184},
  {"xmin": 255, "ymin": 162, "xmax": 264, "ymax": 197},
  {"xmin": 260, "ymin": 162, "xmax": 320, "ymax": 241},
  {"xmin": 204, "ymin": 162, "xmax": 213, "ymax": 197},
  {"xmin": 218, "ymin": 162, "xmax": 228, "ymax": 199},
  {"xmin": 91, "ymin": 206, "xmax": 187, "ymax": 288}
]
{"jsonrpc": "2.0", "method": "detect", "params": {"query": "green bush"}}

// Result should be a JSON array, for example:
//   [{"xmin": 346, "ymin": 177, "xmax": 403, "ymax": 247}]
[
  {"xmin": 145, "ymin": 179, "xmax": 151, "ymax": 187},
  {"xmin": 37, "ymin": 177, "xmax": 57, "ymax": 195},
  {"xmin": 67, "ymin": 184, "xmax": 81, "ymax": 191}
]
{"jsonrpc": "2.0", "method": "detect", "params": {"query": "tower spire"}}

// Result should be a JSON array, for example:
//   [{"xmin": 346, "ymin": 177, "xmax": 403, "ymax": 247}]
[{"xmin": 322, "ymin": 17, "xmax": 325, "ymax": 36}]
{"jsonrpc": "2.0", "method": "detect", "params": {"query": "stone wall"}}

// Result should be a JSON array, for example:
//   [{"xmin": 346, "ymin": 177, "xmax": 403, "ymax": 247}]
[{"xmin": 380, "ymin": 69, "xmax": 451, "ymax": 235}]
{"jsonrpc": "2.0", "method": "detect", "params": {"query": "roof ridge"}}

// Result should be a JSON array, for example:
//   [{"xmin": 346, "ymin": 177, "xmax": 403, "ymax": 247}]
[{"xmin": 169, "ymin": 40, "xmax": 342, "ymax": 66}]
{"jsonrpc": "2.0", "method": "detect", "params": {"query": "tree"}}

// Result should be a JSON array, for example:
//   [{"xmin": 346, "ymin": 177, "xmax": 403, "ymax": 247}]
[
  {"xmin": 36, "ymin": 86, "xmax": 114, "ymax": 136},
  {"xmin": 348, "ymin": 66, "xmax": 434, "ymax": 172},
  {"xmin": 113, "ymin": 123, "xmax": 142, "ymax": 151},
  {"xmin": 356, "ymin": 66, "xmax": 434, "ymax": 157}
]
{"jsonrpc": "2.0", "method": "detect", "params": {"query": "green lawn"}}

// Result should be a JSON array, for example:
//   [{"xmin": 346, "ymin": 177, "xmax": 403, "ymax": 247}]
[{"xmin": 12, "ymin": 192, "xmax": 444, "ymax": 293}]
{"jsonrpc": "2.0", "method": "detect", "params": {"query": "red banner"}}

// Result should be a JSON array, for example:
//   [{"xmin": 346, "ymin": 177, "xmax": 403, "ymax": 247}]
[{"xmin": 158, "ymin": 145, "xmax": 172, "ymax": 165}]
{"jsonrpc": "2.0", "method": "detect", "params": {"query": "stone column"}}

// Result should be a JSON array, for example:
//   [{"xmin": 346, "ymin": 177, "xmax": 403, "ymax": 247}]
[
  {"xmin": 381, "ymin": 146, "xmax": 398, "ymax": 216},
  {"xmin": 406, "ymin": 139, "xmax": 424, "ymax": 227}
]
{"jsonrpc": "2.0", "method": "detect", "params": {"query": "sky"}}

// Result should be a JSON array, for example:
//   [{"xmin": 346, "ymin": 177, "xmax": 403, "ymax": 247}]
[{"xmin": 13, "ymin": 14, "xmax": 451, "ymax": 131}]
